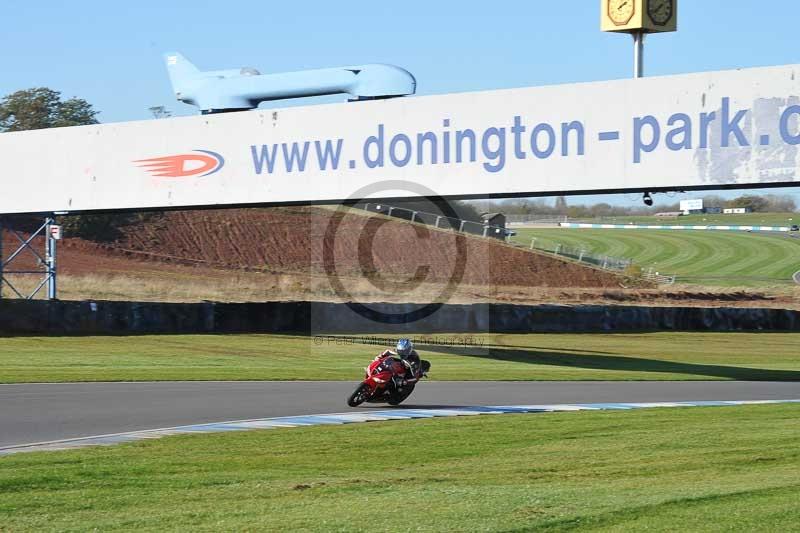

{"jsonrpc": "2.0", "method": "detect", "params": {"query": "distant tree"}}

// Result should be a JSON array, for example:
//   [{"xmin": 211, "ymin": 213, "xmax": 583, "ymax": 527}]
[
  {"xmin": 762, "ymin": 194, "xmax": 797, "ymax": 213},
  {"xmin": 589, "ymin": 202, "xmax": 614, "ymax": 217},
  {"xmin": 701, "ymin": 194, "xmax": 727, "ymax": 209},
  {"xmin": 452, "ymin": 200, "xmax": 483, "ymax": 221},
  {"xmin": 727, "ymin": 195, "xmax": 770, "ymax": 212},
  {"xmin": 0, "ymin": 87, "xmax": 99, "ymax": 131},
  {"xmin": 59, "ymin": 212, "xmax": 159, "ymax": 242},
  {"xmin": 554, "ymin": 196, "xmax": 568, "ymax": 214},
  {"xmin": 655, "ymin": 202, "xmax": 680, "ymax": 213},
  {"xmin": 566, "ymin": 206, "xmax": 587, "ymax": 219},
  {"xmin": 463, "ymin": 192, "xmax": 798, "ymax": 221}
]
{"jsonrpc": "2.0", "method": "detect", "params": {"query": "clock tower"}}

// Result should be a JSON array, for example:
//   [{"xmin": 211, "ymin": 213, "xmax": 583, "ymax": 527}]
[
  {"xmin": 601, "ymin": 0, "xmax": 678, "ymax": 78},
  {"xmin": 601, "ymin": 0, "xmax": 678, "ymax": 34}
]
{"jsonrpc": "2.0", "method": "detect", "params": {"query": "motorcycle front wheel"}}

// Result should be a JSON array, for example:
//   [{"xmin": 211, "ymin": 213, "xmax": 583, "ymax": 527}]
[{"xmin": 347, "ymin": 383, "xmax": 371, "ymax": 407}]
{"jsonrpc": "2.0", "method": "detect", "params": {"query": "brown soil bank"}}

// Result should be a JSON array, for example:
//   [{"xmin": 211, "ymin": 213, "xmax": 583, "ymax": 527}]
[
  {"xmin": 5, "ymin": 213, "xmax": 799, "ymax": 308},
  {"xmin": 57, "ymin": 207, "xmax": 621, "ymax": 288}
]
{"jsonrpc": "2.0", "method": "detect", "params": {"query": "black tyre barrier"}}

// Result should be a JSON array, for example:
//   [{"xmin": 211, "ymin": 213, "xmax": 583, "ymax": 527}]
[{"xmin": 0, "ymin": 299, "xmax": 798, "ymax": 336}]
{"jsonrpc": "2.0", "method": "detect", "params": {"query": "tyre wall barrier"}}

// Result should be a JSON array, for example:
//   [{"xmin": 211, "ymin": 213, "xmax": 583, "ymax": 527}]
[{"xmin": 0, "ymin": 300, "xmax": 798, "ymax": 336}]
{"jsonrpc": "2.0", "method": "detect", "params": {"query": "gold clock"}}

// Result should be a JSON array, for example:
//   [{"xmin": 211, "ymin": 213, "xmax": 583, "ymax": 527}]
[
  {"xmin": 601, "ymin": 0, "xmax": 677, "ymax": 33},
  {"xmin": 608, "ymin": 0, "xmax": 635, "ymax": 26},
  {"xmin": 647, "ymin": 0, "xmax": 674, "ymax": 26}
]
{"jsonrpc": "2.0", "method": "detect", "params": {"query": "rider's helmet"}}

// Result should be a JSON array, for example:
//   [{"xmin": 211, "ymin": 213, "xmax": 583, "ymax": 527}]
[{"xmin": 396, "ymin": 338, "xmax": 414, "ymax": 358}]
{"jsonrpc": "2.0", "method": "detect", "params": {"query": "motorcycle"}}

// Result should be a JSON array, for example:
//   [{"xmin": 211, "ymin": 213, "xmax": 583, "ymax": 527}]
[{"xmin": 347, "ymin": 354, "xmax": 430, "ymax": 407}]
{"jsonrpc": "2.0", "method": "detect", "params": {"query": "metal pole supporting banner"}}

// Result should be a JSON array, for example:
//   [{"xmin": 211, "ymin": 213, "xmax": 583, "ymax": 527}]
[
  {"xmin": 633, "ymin": 32, "xmax": 645, "ymax": 78},
  {"xmin": 45, "ymin": 217, "xmax": 57, "ymax": 300},
  {"xmin": 0, "ymin": 217, "xmax": 57, "ymax": 300},
  {"xmin": 0, "ymin": 217, "xmax": 4, "ymax": 300}
]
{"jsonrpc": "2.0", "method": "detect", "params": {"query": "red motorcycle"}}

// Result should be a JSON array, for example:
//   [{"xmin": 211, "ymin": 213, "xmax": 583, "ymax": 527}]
[{"xmin": 347, "ymin": 354, "xmax": 430, "ymax": 407}]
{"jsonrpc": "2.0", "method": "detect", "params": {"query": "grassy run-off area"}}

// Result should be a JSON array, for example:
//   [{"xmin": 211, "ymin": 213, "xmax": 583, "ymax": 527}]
[
  {"xmin": 1, "ymin": 332, "xmax": 800, "ymax": 383},
  {"xmin": 1, "ymin": 404, "xmax": 799, "ymax": 531},
  {"xmin": 512, "ymin": 227, "xmax": 800, "ymax": 286}
]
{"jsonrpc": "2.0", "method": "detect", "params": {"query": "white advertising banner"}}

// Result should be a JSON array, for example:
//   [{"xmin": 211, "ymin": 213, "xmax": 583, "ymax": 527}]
[
  {"xmin": 1, "ymin": 64, "xmax": 800, "ymax": 214},
  {"xmin": 680, "ymin": 199, "xmax": 704, "ymax": 211}
]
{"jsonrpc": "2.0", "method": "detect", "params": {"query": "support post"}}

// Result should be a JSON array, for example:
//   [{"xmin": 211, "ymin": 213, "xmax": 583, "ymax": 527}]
[
  {"xmin": 46, "ymin": 217, "xmax": 57, "ymax": 300},
  {"xmin": 0, "ymin": 217, "xmax": 55, "ymax": 300},
  {"xmin": 633, "ymin": 32, "xmax": 644, "ymax": 78},
  {"xmin": 0, "ymin": 217, "xmax": 4, "ymax": 300}
]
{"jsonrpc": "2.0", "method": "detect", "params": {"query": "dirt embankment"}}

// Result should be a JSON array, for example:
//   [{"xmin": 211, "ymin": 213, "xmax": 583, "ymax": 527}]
[
  {"xmin": 57, "ymin": 207, "xmax": 621, "ymax": 288},
  {"xmin": 3, "ymin": 210, "xmax": 799, "ymax": 308}
]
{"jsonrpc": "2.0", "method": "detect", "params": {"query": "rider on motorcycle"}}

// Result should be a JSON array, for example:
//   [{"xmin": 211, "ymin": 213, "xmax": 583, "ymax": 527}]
[
  {"xmin": 347, "ymin": 338, "xmax": 432, "ymax": 407},
  {"xmin": 374, "ymin": 339, "xmax": 428, "ymax": 388}
]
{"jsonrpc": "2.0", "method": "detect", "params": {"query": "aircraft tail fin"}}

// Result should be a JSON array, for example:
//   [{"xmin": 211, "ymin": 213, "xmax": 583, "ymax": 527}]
[{"xmin": 163, "ymin": 52, "xmax": 200, "ymax": 95}]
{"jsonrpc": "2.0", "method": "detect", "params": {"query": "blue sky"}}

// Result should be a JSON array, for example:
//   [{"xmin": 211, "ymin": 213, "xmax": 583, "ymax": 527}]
[{"xmin": 2, "ymin": 0, "xmax": 799, "ymax": 207}]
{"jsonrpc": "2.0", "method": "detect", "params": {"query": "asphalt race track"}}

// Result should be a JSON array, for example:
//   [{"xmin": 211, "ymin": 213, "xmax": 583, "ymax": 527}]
[{"xmin": 2, "ymin": 381, "xmax": 800, "ymax": 448}]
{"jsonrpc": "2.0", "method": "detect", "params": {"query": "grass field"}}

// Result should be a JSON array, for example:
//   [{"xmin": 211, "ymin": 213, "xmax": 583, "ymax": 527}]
[
  {"xmin": 512, "ymin": 227, "xmax": 800, "ymax": 286},
  {"xmin": 573, "ymin": 213, "xmax": 800, "ymax": 227},
  {"xmin": 2, "ymin": 332, "xmax": 800, "ymax": 383},
  {"xmin": 1, "ymin": 404, "xmax": 798, "ymax": 531}
]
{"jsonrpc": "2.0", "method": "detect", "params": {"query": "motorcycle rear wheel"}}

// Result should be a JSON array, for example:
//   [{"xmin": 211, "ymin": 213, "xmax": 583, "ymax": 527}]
[
  {"xmin": 347, "ymin": 383, "xmax": 371, "ymax": 407},
  {"xmin": 388, "ymin": 384, "xmax": 415, "ymax": 406}
]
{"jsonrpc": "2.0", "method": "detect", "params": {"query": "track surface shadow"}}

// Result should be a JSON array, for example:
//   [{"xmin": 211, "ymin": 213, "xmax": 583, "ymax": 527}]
[
  {"xmin": 360, "ymin": 404, "xmax": 484, "ymax": 410},
  {"xmin": 422, "ymin": 344, "xmax": 800, "ymax": 381}
]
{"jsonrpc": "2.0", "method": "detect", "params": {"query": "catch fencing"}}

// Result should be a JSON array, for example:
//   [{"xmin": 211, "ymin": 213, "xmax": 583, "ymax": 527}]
[
  {"xmin": 358, "ymin": 203, "xmax": 510, "ymax": 240},
  {"xmin": 355, "ymin": 204, "xmax": 678, "ymax": 284},
  {"xmin": 506, "ymin": 215, "xmax": 569, "ymax": 224},
  {"xmin": 526, "ymin": 237, "xmax": 631, "ymax": 271},
  {"xmin": 642, "ymin": 268, "xmax": 677, "ymax": 285},
  {"xmin": 526, "ymin": 237, "xmax": 676, "ymax": 284}
]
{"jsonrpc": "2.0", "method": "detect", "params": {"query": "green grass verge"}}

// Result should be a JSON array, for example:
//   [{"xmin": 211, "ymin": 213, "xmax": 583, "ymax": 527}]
[
  {"xmin": 512, "ymin": 227, "xmax": 800, "ymax": 286},
  {"xmin": 2, "ymin": 332, "xmax": 800, "ymax": 383},
  {"xmin": 1, "ymin": 404, "xmax": 798, "ymax": 531}
]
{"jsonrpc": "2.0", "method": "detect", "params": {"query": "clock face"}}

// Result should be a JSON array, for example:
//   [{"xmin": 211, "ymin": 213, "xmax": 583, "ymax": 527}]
[
  {"xmin": 608, "ymin": 0, "xmax": 635, "ymax": 26},
  {"xmin": 648, "ymin": 0, "xmax": 674, "ymax": 25}
]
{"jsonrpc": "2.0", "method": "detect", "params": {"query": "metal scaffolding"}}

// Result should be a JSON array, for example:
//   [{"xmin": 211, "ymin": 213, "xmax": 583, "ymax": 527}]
[{"xmin": 0, "ymin": 217, "xmax": 58, "ymax": 300}]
